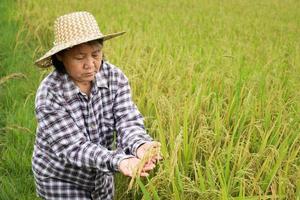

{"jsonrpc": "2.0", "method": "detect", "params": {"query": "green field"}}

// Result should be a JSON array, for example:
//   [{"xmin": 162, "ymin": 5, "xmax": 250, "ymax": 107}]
[{"xmin": 0, "ymin": 0, "xmax": 299, "ymax": 199}]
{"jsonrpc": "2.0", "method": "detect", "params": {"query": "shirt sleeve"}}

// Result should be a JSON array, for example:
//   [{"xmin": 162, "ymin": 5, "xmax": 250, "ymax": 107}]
[
  {"xmin": 113, "ymin": 73, "xmax": 153, "ymax": 156},
  {"xmin": 35, "ymin": 96, "xmax": 133, "ymax": 173}
]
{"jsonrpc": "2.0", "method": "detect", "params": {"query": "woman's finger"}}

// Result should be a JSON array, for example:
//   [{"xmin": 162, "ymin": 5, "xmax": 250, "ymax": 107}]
[
  {"xmin": 142, "ymin": 163, "xmax": 155, "ymax": 171},
  {"xmin": 151, "ymin": 141, "xmax": 161, "ymax": 148},
  {"xmin": 155, "ymin": 154, "xmax": 163, "ymax": 160},
  {"xmin": 140, "ymin": 172, "xmax": 149, "ymax": 177}
]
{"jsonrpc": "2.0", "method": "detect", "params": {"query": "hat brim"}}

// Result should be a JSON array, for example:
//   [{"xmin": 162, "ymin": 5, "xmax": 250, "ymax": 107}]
[{"xmin": 35, "ymin": 31, "xmax": 125, "ymax": 68}]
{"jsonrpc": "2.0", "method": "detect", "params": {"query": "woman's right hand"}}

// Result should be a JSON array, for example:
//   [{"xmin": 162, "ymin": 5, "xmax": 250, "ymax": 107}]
[{"xmin": 118, "ymin": 157, "xmax": 156, "ymax": 177}]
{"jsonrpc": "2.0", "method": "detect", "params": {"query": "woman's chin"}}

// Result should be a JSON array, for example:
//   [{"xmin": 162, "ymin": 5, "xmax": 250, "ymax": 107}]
[
  {"xmin": 81, "ymin": 74, "xmax": 95, "ymax": 81},
  {"xmin": 85, "ymin": 77, "xmax": 95, "ymax": 82}
]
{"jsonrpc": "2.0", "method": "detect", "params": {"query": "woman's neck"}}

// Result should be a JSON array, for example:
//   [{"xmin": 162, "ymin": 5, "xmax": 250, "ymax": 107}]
[{"xmin": 76, "ymin": 81, "xmax": 92, "ymax": 96}]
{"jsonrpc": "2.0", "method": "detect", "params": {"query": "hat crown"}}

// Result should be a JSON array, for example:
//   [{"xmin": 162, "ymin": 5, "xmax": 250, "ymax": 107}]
[{"xmin": 54, "ymin": 11, "xmax": 102, "ymax": 46}]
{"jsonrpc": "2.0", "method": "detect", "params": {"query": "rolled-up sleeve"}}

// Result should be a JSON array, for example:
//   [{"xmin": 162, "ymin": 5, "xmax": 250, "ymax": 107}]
[
  {"xmin": 113, "ymin": 73, "xmax": 153, "ymax": 156},
  {"xmin": 36, "ymin": 100, "xmax": 132, "ymax": 173}
]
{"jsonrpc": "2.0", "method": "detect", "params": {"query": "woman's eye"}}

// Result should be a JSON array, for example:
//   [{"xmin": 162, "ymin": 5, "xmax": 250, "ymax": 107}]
[
  {"xmin": 92, "ymin": 54, "xmax": 100, "ymax": 58},
  {"xmin": 75, "ymin": 57, "xmax": 84, "ymax": 60}
]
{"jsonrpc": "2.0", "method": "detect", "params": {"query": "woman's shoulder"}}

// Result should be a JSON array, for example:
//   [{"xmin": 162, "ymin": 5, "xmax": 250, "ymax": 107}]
[
  {"xmin": 35, "ymin": 70, "xmax": 64, "ymax": 108},
  {"xmin": 102, "ymin": 61, "xmax": 123, "ymax": 74},
  {"xmin": 102, "ymin": 61, "xmax": 129, "ymax": 84},
  {"xmin": 36, "ymin": 70, "xmax": 63, "ymax": 93}
]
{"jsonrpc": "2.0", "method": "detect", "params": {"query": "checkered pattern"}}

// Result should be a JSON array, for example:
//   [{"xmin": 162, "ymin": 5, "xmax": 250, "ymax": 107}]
[{"xmin": 32, "ymin": 61, "xmax": 152, "ymax": 199}]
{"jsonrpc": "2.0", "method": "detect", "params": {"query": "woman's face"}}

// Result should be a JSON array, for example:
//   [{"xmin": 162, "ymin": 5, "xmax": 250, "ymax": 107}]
[{"xmin": 57, "ymin": 41, "xmax": 102, "ymax": 86}]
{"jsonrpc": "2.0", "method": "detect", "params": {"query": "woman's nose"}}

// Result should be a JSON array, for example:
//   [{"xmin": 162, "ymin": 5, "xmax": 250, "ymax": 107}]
[{"xmin": 83, "ymin": 57, "xmax": 94, "ymax": 69}]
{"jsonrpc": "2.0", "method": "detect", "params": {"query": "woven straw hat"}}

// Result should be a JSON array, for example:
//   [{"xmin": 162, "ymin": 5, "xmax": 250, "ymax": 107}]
[{"xmin": 35, "ymin": 11, "xmax": 125, "ymax": 67}]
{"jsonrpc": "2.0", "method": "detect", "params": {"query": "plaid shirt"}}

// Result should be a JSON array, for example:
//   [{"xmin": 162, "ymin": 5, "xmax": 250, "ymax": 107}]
[{"xmin": 32, "ymin": 61, "xmax": 152, "ymax": 199}]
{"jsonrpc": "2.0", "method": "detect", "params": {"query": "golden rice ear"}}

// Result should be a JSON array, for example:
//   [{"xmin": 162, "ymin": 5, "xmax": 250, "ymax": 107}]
[{"xmin": 127, "ymin": 143, "xmax": 161, "ymax": 191}]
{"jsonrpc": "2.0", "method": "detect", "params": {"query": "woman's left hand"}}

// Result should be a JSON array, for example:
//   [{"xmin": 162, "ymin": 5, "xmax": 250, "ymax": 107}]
[{"xmin": 136, "ymin": 141, "xmax": 163, "ymax": 164}]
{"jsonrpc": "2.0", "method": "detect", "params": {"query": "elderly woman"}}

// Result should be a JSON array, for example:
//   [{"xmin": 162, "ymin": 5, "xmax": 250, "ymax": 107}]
[{"xmin": 32, "ymin": 11, "xmax": 161, "ymax": 200}]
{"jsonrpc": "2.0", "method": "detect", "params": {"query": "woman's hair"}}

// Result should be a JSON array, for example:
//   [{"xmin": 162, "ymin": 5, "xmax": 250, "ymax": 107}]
[
  {"xmin": 51, "ymin": 53, "xmax": 66, "ymax": 74},
  {"xmin": 51, "ymin": 39, "xmax": 104, "ymax": 74}
]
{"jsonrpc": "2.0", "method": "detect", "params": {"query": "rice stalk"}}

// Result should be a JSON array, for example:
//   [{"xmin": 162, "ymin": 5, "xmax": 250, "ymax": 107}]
[{"xmin": 0, "ymin": 73, "xmax": 26, "ymax": 86}]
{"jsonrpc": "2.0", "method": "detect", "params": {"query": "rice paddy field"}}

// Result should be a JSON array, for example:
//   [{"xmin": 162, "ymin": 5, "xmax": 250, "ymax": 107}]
[{"xmin": 0, "ymin": 0, "xmax": 300, "ymax": 199}]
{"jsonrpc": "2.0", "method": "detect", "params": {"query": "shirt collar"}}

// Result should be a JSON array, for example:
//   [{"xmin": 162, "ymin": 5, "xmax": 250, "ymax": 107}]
[
  {"xmin": 62, "ymin": 73, "xmax": 81, "ymax": 100},
  {"xmin": 95, "ymin": 62, "xmax": 108, "ymax": 89}
]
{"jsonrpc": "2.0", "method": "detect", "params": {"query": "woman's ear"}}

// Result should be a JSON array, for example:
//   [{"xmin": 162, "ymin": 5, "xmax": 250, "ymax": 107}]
[{"xmin": 56, "ymin": 53, "xmax": 63, "ymax": 62}]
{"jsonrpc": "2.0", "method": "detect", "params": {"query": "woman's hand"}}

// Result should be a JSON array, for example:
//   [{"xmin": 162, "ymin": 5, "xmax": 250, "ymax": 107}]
[
  {"xmin": 136, "ymin": 141, "xmax": 162, "ymax": 164},
  {"xmin": 118, "ymin": 157, "xmax": 154, "ymax": 177},
  {"xmin": 119, "ymin": 142, "xmax": 162, "ymax": 178}
]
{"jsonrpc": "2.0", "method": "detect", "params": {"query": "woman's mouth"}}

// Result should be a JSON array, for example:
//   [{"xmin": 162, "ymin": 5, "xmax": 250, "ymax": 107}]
[{"xmin": 83, "ymin": 72, "xmax": 95, "ymax": 77}]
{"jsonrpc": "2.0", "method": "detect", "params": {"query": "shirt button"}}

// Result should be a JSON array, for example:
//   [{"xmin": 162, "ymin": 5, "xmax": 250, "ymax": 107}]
[{"xmin": 91, "ymin": 123, "xmax": 97, "ymax": 129}]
